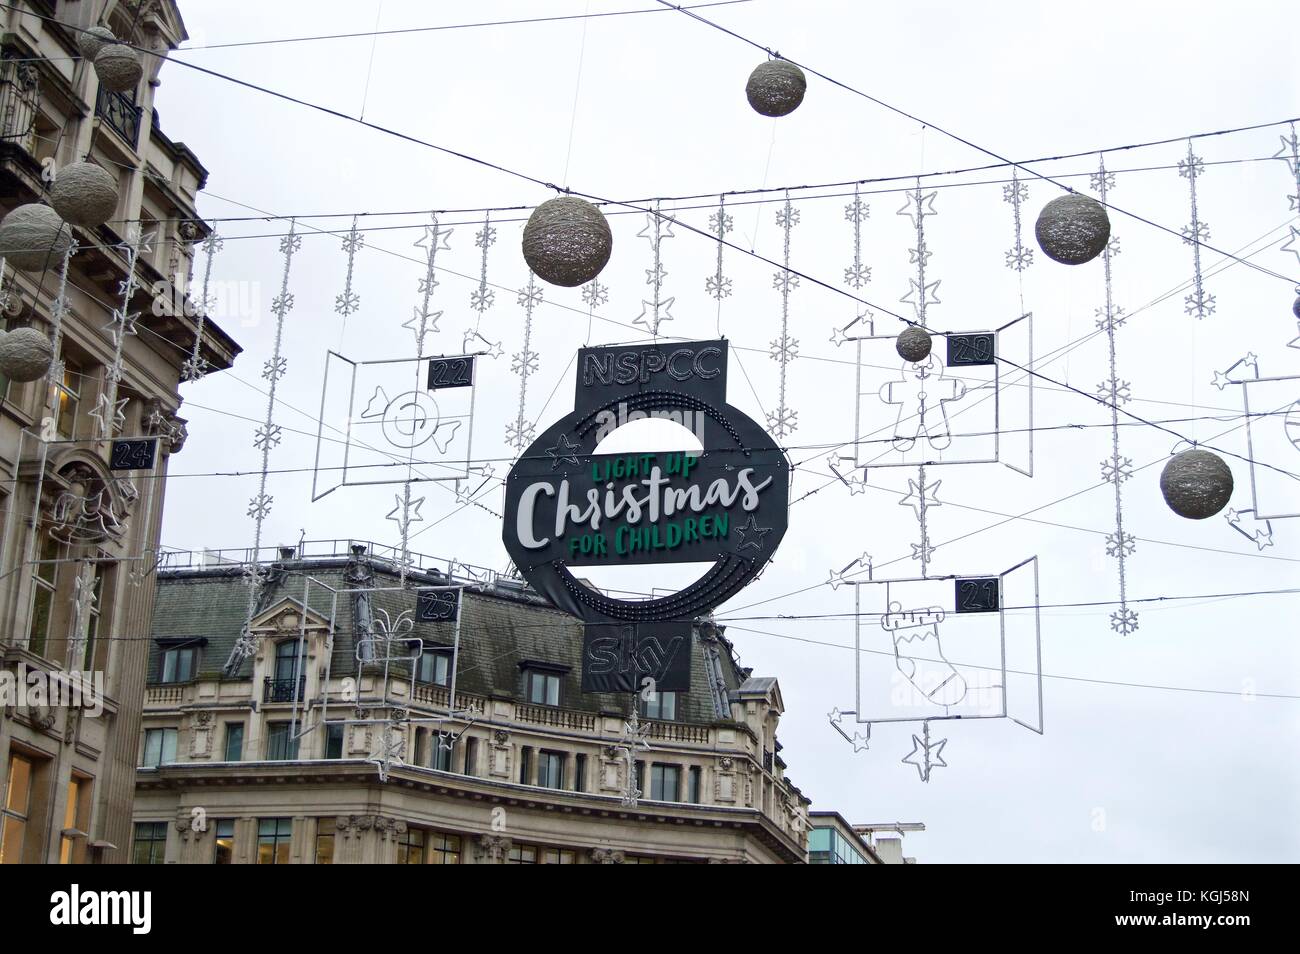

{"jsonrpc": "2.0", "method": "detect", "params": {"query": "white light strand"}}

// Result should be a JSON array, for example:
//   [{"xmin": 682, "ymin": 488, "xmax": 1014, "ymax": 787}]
[
  {"xmin": 181, "ymin": 230, "xmax": 222, "ymax": 382},
  {"xmin": 767, "ymin": 191, "xmax": 800, "ymax": 438},
  {"xmin": 1179, "ymin": 139, "xmax": 1215, "ymax": 319}
]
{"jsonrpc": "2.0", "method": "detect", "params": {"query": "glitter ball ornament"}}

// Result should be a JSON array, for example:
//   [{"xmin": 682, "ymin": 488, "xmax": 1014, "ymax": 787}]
[
  {"xmin": 0, "ymin": 204, "xmax": 72, "ymax": 271},
  {"xmin": 745, "ymin": 59, "xmax": 807, "ymax": 117},
  {"xmin": 1034, "ymin": 193, "xmax": 1111, "ymax": 265},
  {"xmin": 49, "ymin": 162, "xmax": 119, "ymax": 228},
  {"xmin": 0, "ymin": 327, "xmax": 55, "ymax": 382},
  {"xmin": 77, "ymin": 26, "xmax": 116, "ymax": 61},
  {"xmin": 896, "ymin": 326, "xmax": 932, "ymax": 362},
  {"xmin": 93, "ymin": 43, "xmax": 143, "ymax": 93},
  {"xmin": 1159, "ymin": 449, "xmax": 1233, "ymax": 520},
  {"xmin": 1292, "ymin": 294, "xmax": 1300, "ymax": 320},
  {"xmin": 521, "ymin": 197, "xmax": 613, "ymax": 287}
]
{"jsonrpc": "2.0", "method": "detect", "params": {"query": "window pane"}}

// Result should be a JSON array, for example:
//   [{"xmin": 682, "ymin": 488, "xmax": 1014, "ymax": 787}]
[
  {"xmin": 1, "ymin": 815, "xmax": 26, "ymax": 864},
  {"xmin": 5, "ymin": 756, "xmax": 31, "ymax": 813},
  {"xmin": 316, "ymin": 834, "xmax": 334, "ymax": 864},
  {"xmin": 143, "ymin": 731, "xmax": 161, "ymax": 767},
  {"xmin": 545, "ymin": 674, "xmax": 559, "ymax": 706},
  {"xmin": 224, "ymin": 724, "xmax": 244, "ymax": 761},
  {"xmin": 161, "ymin": 729, "xmax": 177, "ymax": 764},
  {"xmin": 326, "ymin": 724, "xmax": 344, "ymax": 759}
]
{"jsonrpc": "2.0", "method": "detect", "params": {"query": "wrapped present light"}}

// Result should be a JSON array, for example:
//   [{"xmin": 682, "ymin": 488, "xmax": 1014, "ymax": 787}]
[
  {"xmin": 896, "ymin": 326, "xmax": 932, "ymax": 362},
  {"xmin": 1034, "ymin": 193, "xmax": 1111, "ymax": 265},
  {"xmin": 521, "ymin": 196, "xmax": 613, "ymax": 287},
  {"xmin": 77, "ymin": 26, "xmax": 116, "ymax": 61},
  {"xmin": 0, "ymin": 327, "xmax": 55, "ymax": 382},
  {"xmin": 1159, "ymin": 448, "xmax": 1233, "ymax": 520},
  {"xmin": 745, "ymin": 59, "xmax": 806, "ymax": 117},
  {"xmin": 93, "ymin": 43, "xmax": 143, "ymax": 93},
  {"xmin": 0, "ymin": 203, "xmax": 72, "ymax": 271},
  {"xmin": 49, "ymin": 162, "xmax": 119, "ymax": 228}
]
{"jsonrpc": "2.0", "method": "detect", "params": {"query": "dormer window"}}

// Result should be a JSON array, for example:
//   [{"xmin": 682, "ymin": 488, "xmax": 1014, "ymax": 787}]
[
  {"xmin": 525, "ymin": 669, "xmax": 561, "ymax": 707},
  {"xmin": 416, "ymin": 648, "xmax": 451, "ymax": 686},
  {"xmin": 160, "ymin": 646, "xmax": 195, "ymax": 683},
  {"xmin": 640, "ymin": 690, "xmax": 678, "ymax": 721}
]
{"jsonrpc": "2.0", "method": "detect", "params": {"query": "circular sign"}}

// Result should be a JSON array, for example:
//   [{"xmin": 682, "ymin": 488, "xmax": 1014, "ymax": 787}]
[{"xmin": 502, "ymin": 341, "xmax": 789, "ymax": 624}]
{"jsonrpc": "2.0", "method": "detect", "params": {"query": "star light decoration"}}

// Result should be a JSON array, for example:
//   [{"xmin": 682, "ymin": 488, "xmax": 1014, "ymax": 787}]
[
  {"xmin": 901, "ymin": 721, "xmax": 947, "ymax": 782},
  {"xmin": 767, "ymin": 193, "xmax": 800, "ymax": 439},
  {"xmin": 705, "ymin": 196, "xmax": 734, "ymax": 304},
  {"xmin": 1272, "ymin": 125, "xmax": 1300, "ymax": 348},
  {"xmin": 634, "ymin": 202, "xmax": 675, "ymax": 334},
  {"xmin": 826, "ymin": 551, "xmax": 872, "ymax": 590},
  {"xmin": 1226, "ymin": 508, "xmax": 1275, "ymax": 551},
  {"xmin": 615, "ymin": 709, "xmax": 652, "ymax": 807},
  {"xmin": 1178, "ymin": 140, "xmax": 1216, "ymax": 320},
  {"xmin": 181, "ymin": 230, "xmax": 220, "ymax": 382},
  {"xmin": 898, "ymin": 464, "xmax": 940, "ymax": 576},
  {"xmin": 334, "ymin": 215, "xmax": 363, "ymax": 317},
  {"xmin": 734, "ymin": 514, "xmax": 772, "ymax": 551},
  {"xmin": 1091, "ymin": 158, "xmax": 1139, "ymax": 636},
  {"xmin": 230, "ymin": 223, "xmax": 301, "ymax": 675},
  {"xmin": 898, "ymin": 185, "xmax": 941, "ymax": 327},
  {"xmin": 505, "ymin": 278, "xmax": 543, "ymax": 452},
  {"xmin": 1003, "ymin": 169, "xmax": 1034, "ymax": 272},
  {"xmin": 97, "ymin": 227, "xmax": 153, "ymax": 439},
  {"xmin": 828, "ymin": 708, "xmax": 870, "ymax": 752}
]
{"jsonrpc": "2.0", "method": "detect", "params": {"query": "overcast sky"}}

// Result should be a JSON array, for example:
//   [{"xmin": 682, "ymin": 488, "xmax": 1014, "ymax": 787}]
[{"xmin": 152, "ymin": 0, "xmax": 1300, "ymax": 862}]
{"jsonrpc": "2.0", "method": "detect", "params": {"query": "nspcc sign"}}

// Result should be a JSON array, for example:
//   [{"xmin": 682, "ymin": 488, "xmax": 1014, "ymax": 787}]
[{"xmin": 503, "ymin": 340, "xmax": 789, "ymax": 630}]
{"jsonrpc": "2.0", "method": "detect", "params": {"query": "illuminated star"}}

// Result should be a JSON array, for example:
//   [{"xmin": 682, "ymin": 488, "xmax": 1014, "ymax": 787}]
[
  {"xmin": 414, "ymin": 223, "xmax": 453, "ymax": 253},
  {"xmin": 828, "ymin": 708, "xmax": 843, "ymax": 724},
  {"xmin": 899, "ymin": 277, "xmax": 942, "ymax": 318},
  {"xmin": 545, "ymin": 433, "xmax": 582, "ymax": 469},
  {"xmin": 634, "ymin": 297, "xmax": 675, "ymax": 333},
  {"xmin": 1253, "ymin": 525, "xmax": 1274, "ymax": 550},
  {"xmin": 1243, "ymin": 352, "xmax": 1259, "ymax": 371},
  {"xmin": 1210, "ymin": 370, "xmax": 1234, "ymax": 390},
  {"xmin": 734, "ymin": 515, "xmax": 772, "ymax": 551},
  {"xmin": 827, "ymin": 568, "xmax": 848, "ymax": 590},
  {"xmin": 385, "ymin": 494, "xmax": 425, "ymax": 526},
  {"xmin": 896, "ymin": 191, "xmax": 938, "ymax": 227},
  {"xmin": 846, "ymin": 474, "xmax": 867, "ymax": 496},
  {"xmin": 847, "ymin": 731, "xmax": 870, "ymax": 753},
  {"xmin": 901, "ymin": 732, "xmax": 946, "ymax": 781},
  {"xmin": 898, "ymin": 477, "xmax": 942, "ymax": 519},
  {"xmin": 910, "ymin": 541, "xmax": 937, "ymax": 563},
  {"xmin": 829, "ymin": 326, "xmax": 849, "ymax": 347},
  {"xmin": 1280, "ymin": 226, "xmax": 1300, "ymax": 265},
  {"xmin": 89, "ymin": 393, "xmax": 129, "ymax": 437},
  {"xmin": 402, "ymin": 305, "xmax": 442, "ymax": 345}
]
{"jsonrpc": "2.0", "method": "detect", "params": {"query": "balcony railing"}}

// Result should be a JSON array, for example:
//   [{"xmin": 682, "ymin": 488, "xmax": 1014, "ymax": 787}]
[
  {"xmin": 516, "ymin": 704, "xmax": 596, "ymax": 733},
  {"xmin": 263, "ymin": 676, "xmax": 305, "ymax": 704},
  {"xmin": 0, "ymin": 54, "xmax": 39, "ymax": 149},
  {"xmin": 95, "ymin": 86, "xmax": 141, "ymax": 149}
]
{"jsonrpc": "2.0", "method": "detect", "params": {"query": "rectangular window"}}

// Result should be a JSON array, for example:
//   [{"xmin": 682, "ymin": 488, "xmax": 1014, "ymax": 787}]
[
  {"xmin": 541, "ymin": 848, "xmax": 575, "ymax": 864},
  {"xmin": 59, "ymin": 775, "xmax": 90, "ymax": 864},
  {"xmin": 428, "ymin": 831, "xmax": 461, "ymax": 864},
  {"xmin": 463, "ymin": 736, "xmax": 478, "ymax": 777},
  {"xmin": 525, "ymin": 670, "xmax": 561, "ymax": 706},
  {"xmin": 650, "ymin": 764, "xmax": 681, "ymax": 802},
  {"xmin": 641, "ymin": 690, "xmax": 678, "ymax": 721},
  {"xmin": 507, "ymin": 844, "xmax": 538, "ymax": 864},
  {"xmin": 160, "ymin": 646, "xmax": 195, "ymax": 683},
  {"xmin": 574, "ymin": 753, "xmax": 587, "ymax": 793},
  {"xmin": 325, "ymin": 723, "xmax": 344, "ymax": 760},
  {"xmin": 537, "ymin": 751, "xmax": 564, "ymax": 789},
  {"xmin": 416, "ymin": 650, "xmax": 450, "ymax": 685},
  {"xmin": 223, "ymin": 723, "xmax": 244, "ymax": 762},
  {"xmin": 142, "ymin": 728, "xmax": 178, "ymax": 767},
  {"xmin": 398, "ymin": 826, "xmax": 426, "ymax": 864},
  {"xmin": 316, "ymin": 820, "xmax": 335, "ymax": 864},
  {"xmin": 1, "ymin": 754, "xmax": 34, "ymax": 864},
  {"xmin": 83, "ymin": 566, "xmax": 107, "ymax": 669},
  {"xmin": 687, "ymin": 765, "xmax": 702, "ymax": 804},
  {"xmin": 214, "ymin": 820, "xmax": 234, "ymax": 864},
  {"xmin": 55, "ymin": 360, "xmax": 81, "ymax": 440},
  {"xmin": 256, "ymin": 818, "xmax": 292, "ymax": 865},
  {"xmin": 132, "ymin": 822, "xmax": 167, "ymax": 864},
  {"xmin": 432, "ymin": 732, "xmax": 454, "ymax": 771},
  {"xmin": 28, "ymin": 530, "xmax": 60, "ymax": 657},
  {"xmin": 266, "ymin": 722, "xmax": 300, "ymax": 761},
  {"xmin": 519, "ymin": 747, "xmax": 532, "ymax": 785}
]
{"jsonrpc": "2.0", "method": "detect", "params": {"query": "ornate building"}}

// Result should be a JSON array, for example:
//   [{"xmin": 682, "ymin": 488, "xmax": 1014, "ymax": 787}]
[
  {"xmin": 0, "ymin": 1, "xmax": 238, "ymax": 863},
  {"xmin": 132, "ymin": 542, "xmax": 812, "ymax": 864}
]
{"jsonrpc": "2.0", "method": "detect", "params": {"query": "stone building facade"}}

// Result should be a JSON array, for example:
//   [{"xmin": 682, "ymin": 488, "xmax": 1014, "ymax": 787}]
[
  {"xmin": 0, "ymin": 0, "xmax": 238, "ymax": 863},
  {"xmin": 133, "ymin": 543, "xmax": 812, "ymax": 864}
]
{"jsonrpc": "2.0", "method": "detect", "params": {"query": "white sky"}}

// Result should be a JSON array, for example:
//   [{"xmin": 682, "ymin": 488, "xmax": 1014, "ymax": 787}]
[{"xmin": 154, "ymin": 0, "xmax": 1300, "ymax": 862}]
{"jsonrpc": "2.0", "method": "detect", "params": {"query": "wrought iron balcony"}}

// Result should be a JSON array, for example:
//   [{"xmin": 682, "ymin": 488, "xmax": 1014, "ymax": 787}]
[
  {"xmin": 263, "ymin": 676, "xmax": 305, "ymax": 704},
  {"xmin": 95, "ymin": 86, "xmax": 141, "ymax": 149}
]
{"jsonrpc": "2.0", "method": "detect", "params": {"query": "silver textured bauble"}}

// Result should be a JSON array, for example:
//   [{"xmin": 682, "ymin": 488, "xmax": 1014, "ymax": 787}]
[
  {"xmin": 94, "ymin": 43, "xmax": 143, "ymax": 92},
  {"xmin": 521, "ymin": 197, "xmax": 613, "ymax": 287},
  {"xmin": 896, "ymin": 326, "xmax": 932, "ymax": 362},
  {"xmin": 0, "ymin": 204, "xmax": 73, "ymax": 271},
  {"xmin": 1159, "ymin": 449, "xmax": 1233, "ymax": 520},
  {"xmin": 49, "ymin": 162, "xmax": 119, "ymax": 228},
  {"xmin": 1034, "ymin": 193, "xmax": 1111, "ymax": 265},
  {"xmin": 77, "ymin": 26, "xmax": 116, "ymax": 61},
  {"xmin": 1292, "ymin": 295, "xmax": 1300, "ymax": 320},
  {"xmin": 0, "ymin": 327, "xmax": 55, "ymax": 383},
  {"xmin": 745, "ymin": 59, "xmax": 807, "ymax": 117}
]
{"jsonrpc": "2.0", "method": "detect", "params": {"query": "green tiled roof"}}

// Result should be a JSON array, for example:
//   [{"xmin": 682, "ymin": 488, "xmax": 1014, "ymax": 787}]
[{"xmin": 150, "ymin": 556, "xmax": 742, "ymax": 722}]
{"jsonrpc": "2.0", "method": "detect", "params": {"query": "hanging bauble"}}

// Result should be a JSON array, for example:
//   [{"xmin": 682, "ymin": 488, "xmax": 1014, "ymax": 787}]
[
  {"xmin": 0, "ymin": 327, "xmax": 55, "ymax": 382},
  {"xmin": 521, "ymin": 196, "xmax": 613, "ymax": 287},
  {"xmin": 1292, "ymin": 294, "xmax": 1300, "ymax": 320},
  {"xmin": 48, "ymin": 162, "xmax": 119, "ymax": 228},
  {"xmin": 1159, "ymin": 448, "xmax": 1233, "ymax": 520},
  {"xmin": 745, "ymin": 59, "xmax": 807, "ymax": 117},
  {"xmin": 896, "ymin": 326, "xmax": 932, "ymax": 362},
  {"xmin": 94, "ymin": 43, "xmax": 143, "ymax": 93},
  {"xmin": 0, "ymin": 203, "xmax": 73, "ymax": 271},
  {"xmin": 1034, "ymin": 193, "xmax": 1111, "ymax": 265},
  {"xmin": 77, "ymin": 26, "xmax": 116, "ymax": 61}
]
